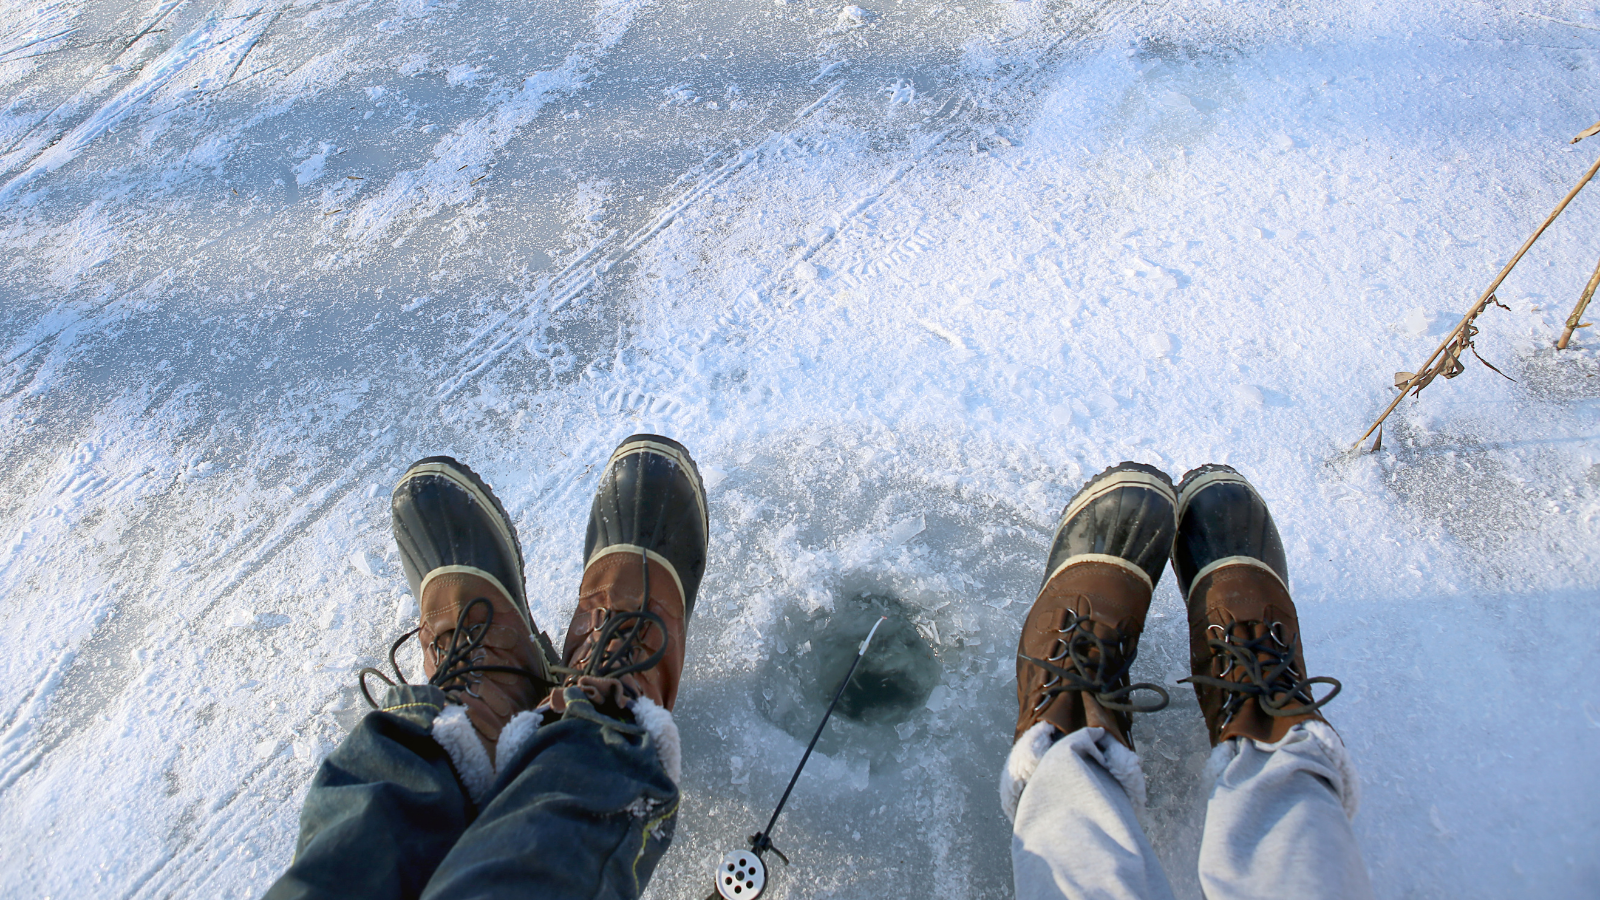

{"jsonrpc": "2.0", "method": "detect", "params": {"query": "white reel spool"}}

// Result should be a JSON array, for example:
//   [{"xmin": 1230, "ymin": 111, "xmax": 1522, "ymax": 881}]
[{"xmin": 715, "ymin": 848, "xmax": 767, "ymax": 899}]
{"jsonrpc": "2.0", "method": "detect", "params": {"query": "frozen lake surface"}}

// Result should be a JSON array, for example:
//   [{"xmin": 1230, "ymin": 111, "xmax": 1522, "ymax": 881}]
[{"xmin": 2, "ymin": 0, "xmax": 1598, "ymax": 897}]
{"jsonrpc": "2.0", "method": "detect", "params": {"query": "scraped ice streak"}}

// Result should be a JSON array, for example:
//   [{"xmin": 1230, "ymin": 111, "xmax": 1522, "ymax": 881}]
[
  {"xmin": 344, "ymin": 0, "xmax": 653, "ymax": 244},
  {"xmin": 0, "ymin": 1, "xmax": 261, "ymax": 200},
  {"xmin": 0, "ymin": 1, "xmax": 78, "ymax": 81},
  {"xmin": 2, "ymin": 1, "xmax": 1600, "ymax": 898}
]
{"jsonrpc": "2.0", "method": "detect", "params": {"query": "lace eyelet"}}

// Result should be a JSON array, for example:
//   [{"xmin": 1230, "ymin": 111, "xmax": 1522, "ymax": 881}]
[{"xmin": 1268, "ymin": 621, "xmax": 1289, "ymax": 647}]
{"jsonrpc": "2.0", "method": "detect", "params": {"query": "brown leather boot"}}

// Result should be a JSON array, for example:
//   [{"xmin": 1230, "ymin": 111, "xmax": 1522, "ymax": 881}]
[
  {"xmin": 417, "ymin": 569, "xmax": 552, "ymax": 762},
  {"xmin": 365, "ymin": 456, "xmax": 557, "ymax": 765},
  {"xmin": 558, "ymin": 551, "xmax": 689, "ymax": 712},
  {"xmin": 553, "ymin": 435, "xmax": 708, "ymax": 717},
  {"xmin": 1015, "ymin": 463, "xmax": 1176, "ymax": 749},
  {"xmin": 1172, "ymin": 465, "xmax": 1341, "ymax": 746}
]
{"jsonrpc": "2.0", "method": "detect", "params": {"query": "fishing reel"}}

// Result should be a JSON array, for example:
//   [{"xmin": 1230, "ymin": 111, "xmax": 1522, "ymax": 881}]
[
  {"xmin": 713, "ymin": 847, "xmax": 767, "ymax": 899},
  {"xmin": 713, "ymin": 830, "xmax": 788, "ymax": 899}
]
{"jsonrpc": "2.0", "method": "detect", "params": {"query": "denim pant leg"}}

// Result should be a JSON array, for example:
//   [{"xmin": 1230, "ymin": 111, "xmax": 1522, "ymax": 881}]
[
  {"xmin": 420, "ymin": 694, "xmax": 679, "ymax": 900},
  {"xmin": 266, "ymin": 685, "xmax": 471, "ymax": 900}
]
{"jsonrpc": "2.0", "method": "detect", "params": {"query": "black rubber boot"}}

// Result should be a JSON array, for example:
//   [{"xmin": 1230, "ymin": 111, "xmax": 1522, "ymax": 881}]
[
  {"xmin": 556, "ymin": 435, "xmax": 710, "ymax": 714},
  {"xmin": 1171, "ymin": 463, "xmax": 1288, "ymax": 599},
  {"xmin": 583, "ymin": 435, "xmax": 710, "ymax": 616},
  {"xmin": 1041, "ymin": 462, "xmax": 1179, "ymax": 592},
  {"xmin": 1173, "ymin": 465, "xmax": 1340, "ymax": 745},
  {"xmin": 1014, "ymin": 462, "xmax": 1177, "ymax": 748},
  {"xmin": 383, "ymin": 457, "xmax": 558, "ymax": 758}
]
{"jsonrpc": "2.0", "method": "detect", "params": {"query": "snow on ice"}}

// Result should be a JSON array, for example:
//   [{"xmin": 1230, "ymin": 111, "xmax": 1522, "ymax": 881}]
[{"xmin": 1, "ymin": 0, "xmax": 1598, "ymax": 897}]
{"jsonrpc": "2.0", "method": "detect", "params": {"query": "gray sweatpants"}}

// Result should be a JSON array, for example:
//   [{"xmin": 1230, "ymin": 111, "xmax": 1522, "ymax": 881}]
[{"xmin": 1001, "ymin": 721, "xmax": 1373, "ymax": 900}]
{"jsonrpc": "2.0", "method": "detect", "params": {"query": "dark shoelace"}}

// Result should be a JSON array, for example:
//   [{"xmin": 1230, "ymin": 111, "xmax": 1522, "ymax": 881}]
[
  {"xmin": 1180, "ymin": 620, "xmax": 1341, "ymax": 726},
  {"xmin": 1019, "ymin": 608, "xmax": 1170, "ymax": 715},
  {"xmin": 555, "ymin": 548, "xmax": 667, "ymax": 684},
  {"xmin": 359, "ymin": 596, "xmax": 551, "ymax": 709}
]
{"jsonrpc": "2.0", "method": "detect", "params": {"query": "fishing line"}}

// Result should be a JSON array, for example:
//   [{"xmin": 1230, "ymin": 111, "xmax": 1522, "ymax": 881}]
[{"xmin": 710, "ymin": 616, "xmax": 889, "ymax": 900}]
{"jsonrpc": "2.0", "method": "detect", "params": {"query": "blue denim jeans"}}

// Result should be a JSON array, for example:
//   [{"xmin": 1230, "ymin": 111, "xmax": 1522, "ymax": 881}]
[{"xmin": 265, "ymin": 685, "xmax": 678, "ymax": 900}]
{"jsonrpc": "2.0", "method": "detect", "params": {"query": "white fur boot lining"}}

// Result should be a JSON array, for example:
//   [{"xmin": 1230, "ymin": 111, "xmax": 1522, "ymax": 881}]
[
  {"xmin": 434, "ymin": 700, "xmax": 682, "ymax": 801},
  {"xmin": 494, "ymin": 709, "xmax": 545, "ymax": 776},
  {"xmin": 432, "ymin": 704, "xmax": 495, "ymax": 803},
  {"xmin": 999, "ymin": 722, "xmax": 1147, "ymax": 823},
  {"xmin": 629, "ymin": 696, "xmax": 681, "ymax": 784}
]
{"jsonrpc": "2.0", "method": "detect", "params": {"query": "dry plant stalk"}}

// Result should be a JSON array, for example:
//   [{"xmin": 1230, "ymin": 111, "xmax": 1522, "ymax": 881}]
[
  {"xmin": 1356, "ymin": 147, "xmax": 1600, "ymax": 452},
  {"xmin": 1556, "ymin": 254, "xmax": 1600, "ymax": 350},
  {"xmin": 1392, "ymin": 293, "xmax": 1513, "ymax": 393},
  {"xmin": 1555, "ymin": 120, "xmax": 1600, "ymax": 351},
  {"xmin": 1368, "ymin": 294, "xmax": 1515, "ymax": 451}
]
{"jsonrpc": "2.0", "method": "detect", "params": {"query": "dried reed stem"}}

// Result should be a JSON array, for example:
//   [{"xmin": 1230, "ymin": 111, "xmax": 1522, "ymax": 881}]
[
  {"xmin": 1356, "ymin": 150, "xmax": 1600, "ymax": 450},
  {"xmin": 1556, "ymin": 254, "xmax": 1600, "ymax": 350}
]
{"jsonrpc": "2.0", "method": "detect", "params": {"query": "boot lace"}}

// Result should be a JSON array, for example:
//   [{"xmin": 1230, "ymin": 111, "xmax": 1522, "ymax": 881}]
[
  {"xmin": 555, "ymin": 548, "xmax": 666, "ymax": 684},
  {"xmin": 359, "ymin": 597, "xmax": 551, "ymax": 708},
  {"xmin": 1180, "ymin": 618, "xmax": 1341, "ymax": 728},
  {"xmin": 1019, "ymin": 608, "xmax": 1170, "ymax": 715}
]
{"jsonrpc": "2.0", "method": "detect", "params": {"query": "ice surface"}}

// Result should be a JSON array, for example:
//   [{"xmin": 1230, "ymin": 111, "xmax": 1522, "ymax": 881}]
[{"xmin": 2, "ymin": 0, "xmax": 1600, "ymax": 897}]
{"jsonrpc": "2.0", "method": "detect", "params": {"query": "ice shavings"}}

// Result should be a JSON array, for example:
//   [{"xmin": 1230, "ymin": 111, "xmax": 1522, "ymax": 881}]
[
  {"xmin": 293, "ymin": 142, "xmax": 332, "ymax": 185},
  {"xmin": 2, "ymin": 2, "xmax": 1599, "ymax": 898}
]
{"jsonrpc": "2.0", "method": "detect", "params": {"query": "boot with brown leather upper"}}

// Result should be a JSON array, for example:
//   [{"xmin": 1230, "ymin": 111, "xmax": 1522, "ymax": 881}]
[
  {"xmin": 386, "ymin": 457, "xmax": 558, "ymax": 764},
  {"xmin": 552, "ymin": 435, "xmax": 708, "ymax": 718},
  {"xmin": 1015, "ymin": 463, "xmax": 1176, "ymax": 750},
  {"xmin": 1172, "ymin": 465, "xmax": 1342, "ymax": 746}
]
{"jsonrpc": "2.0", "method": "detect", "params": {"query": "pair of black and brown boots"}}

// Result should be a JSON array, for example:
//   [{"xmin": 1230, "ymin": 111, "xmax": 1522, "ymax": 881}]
[
  {"xmin": 1014, "ymin": 462, "xmax": 1341, "ymax": 751},
  {"xmin": 369, "ymin": 434, "xmax": 708, "ymax": 782}
]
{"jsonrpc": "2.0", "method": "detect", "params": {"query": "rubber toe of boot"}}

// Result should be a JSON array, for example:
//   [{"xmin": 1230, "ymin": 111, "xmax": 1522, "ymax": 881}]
[
  {"xmin": 1172, "ymin": 464, "xmax": 1288, "ymax": 600},
  {"xmin": 1042, "ymin": 462, "xmax": 1177, "ymax": 592},
  {"xmin": 393, "ymin": 457, "xmax": 530, "ymax": 618},
  {"xmin": 584, "ymin": 434, "xmax": 710, "ymax": 618}
]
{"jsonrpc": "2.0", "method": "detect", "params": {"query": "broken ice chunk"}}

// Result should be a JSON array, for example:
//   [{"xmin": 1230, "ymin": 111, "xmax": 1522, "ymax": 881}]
[
  {"xmin": 886, "ymin": 515, "xmax": 925, "ymax": 546},
  {"xmin": 1403, "ymin": 307, "xmax": 1430, "ymax": 336},
  {"xmin": 839, "ymin": 5, "xmax": 873, "ymax": 27}
]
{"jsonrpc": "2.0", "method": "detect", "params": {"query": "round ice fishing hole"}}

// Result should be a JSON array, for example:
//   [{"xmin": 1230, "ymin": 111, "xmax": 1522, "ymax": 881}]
[{"xmin": 809, "ymin": 595, "xmax": 940, "ymax": 725}]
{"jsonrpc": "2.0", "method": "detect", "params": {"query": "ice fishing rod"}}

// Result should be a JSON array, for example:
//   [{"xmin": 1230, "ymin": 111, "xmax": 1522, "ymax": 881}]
[{"xmin": 710, "ymin": 616, "xmax": 888, "ymax": 900}]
